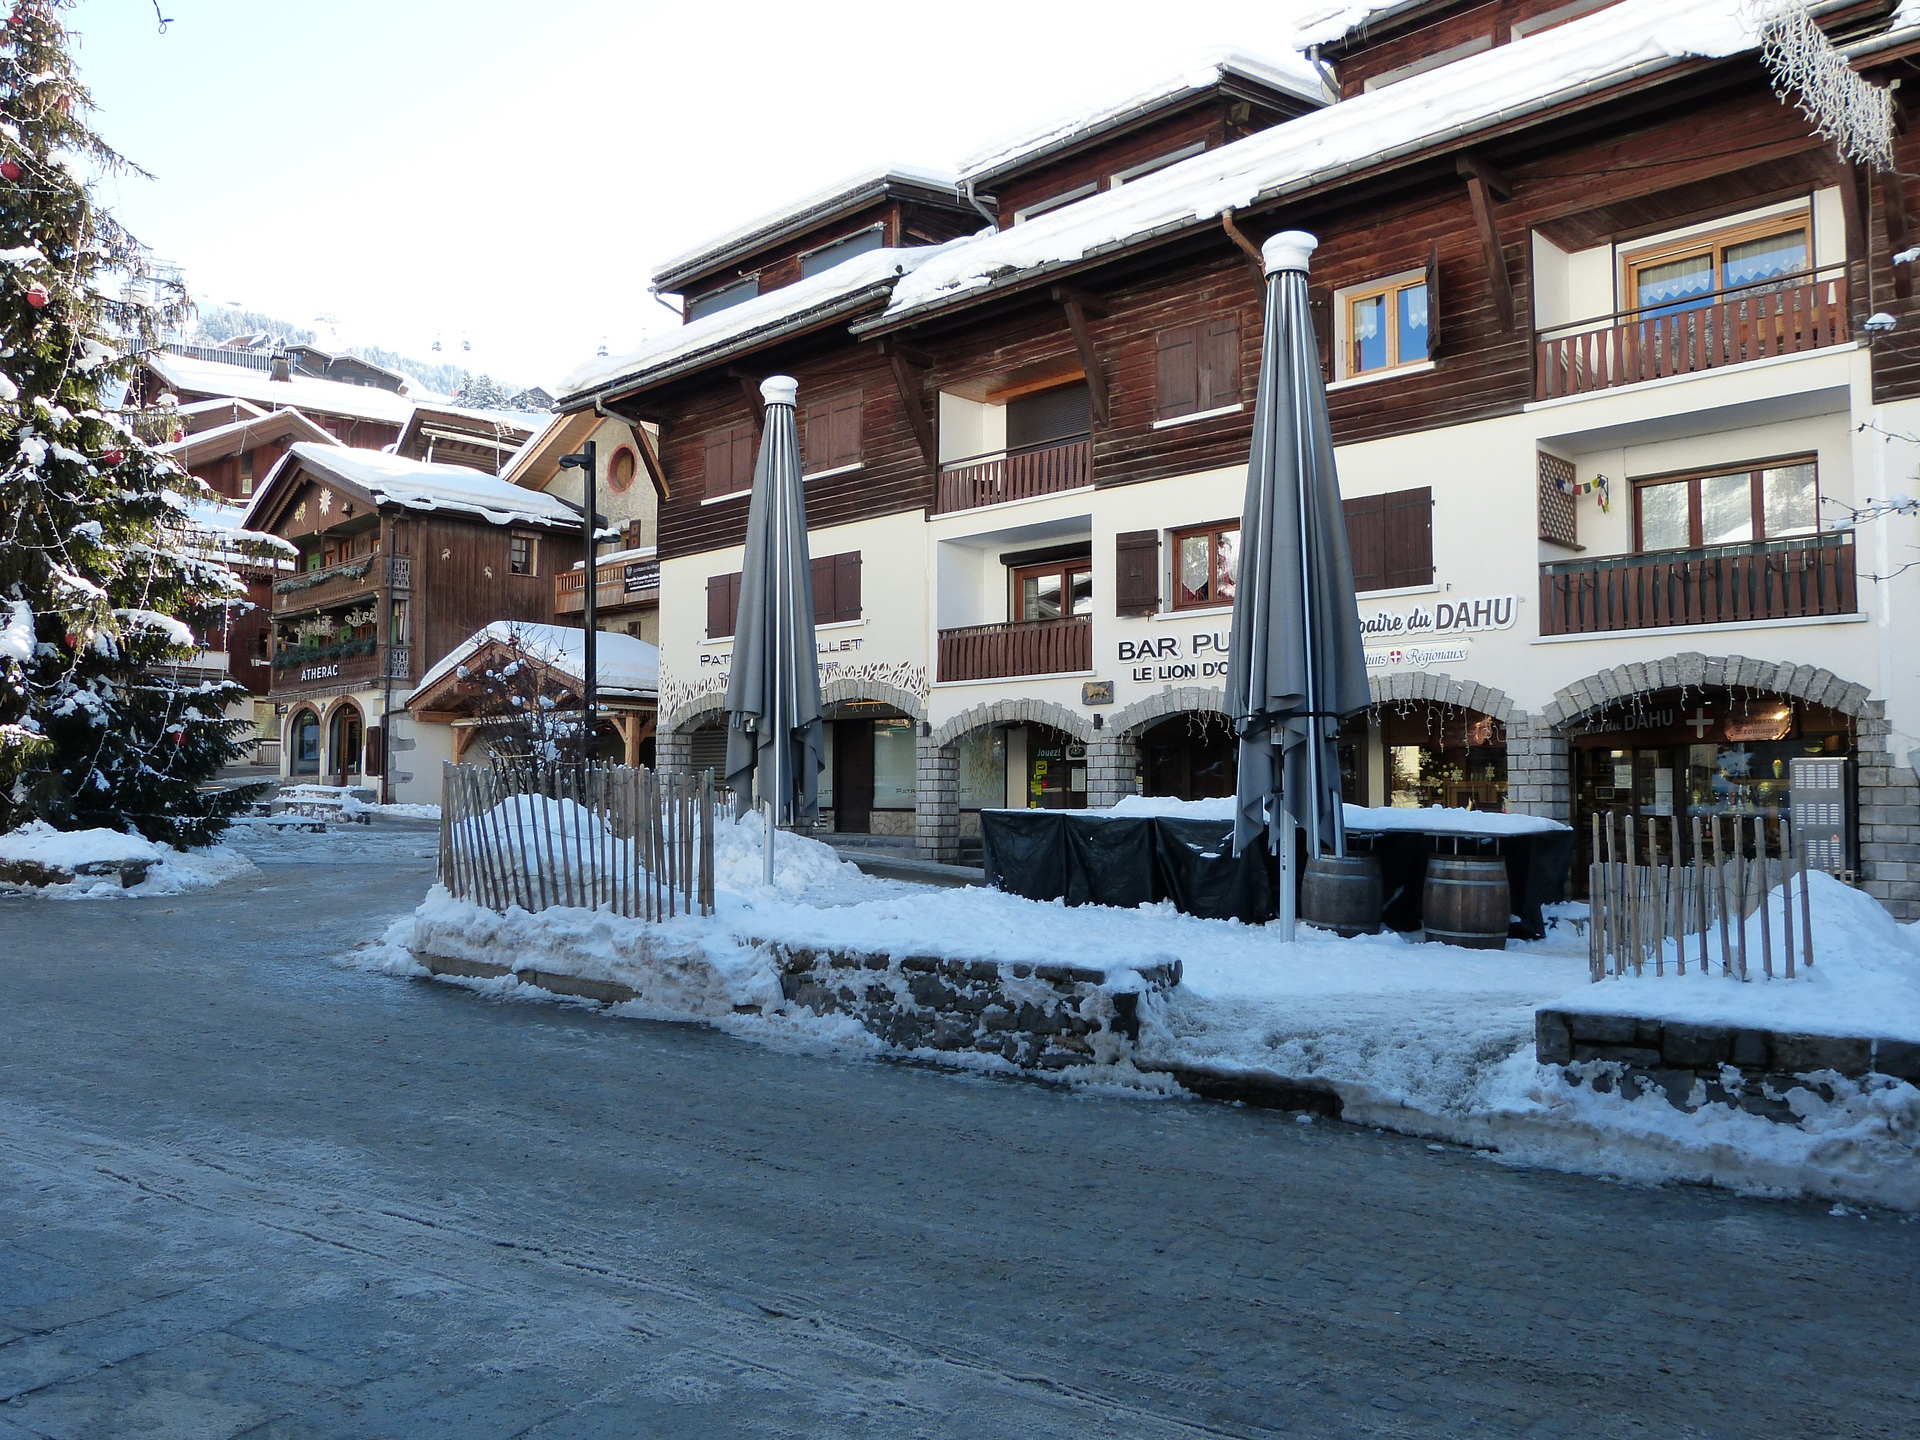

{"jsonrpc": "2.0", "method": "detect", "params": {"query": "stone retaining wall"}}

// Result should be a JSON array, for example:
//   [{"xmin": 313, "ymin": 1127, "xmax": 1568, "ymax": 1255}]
[
  {"xmin": 769, "ymin": 944, "xmax": 1181, "ymax": 1071},
  {"xmin": 1537, "ymin": 1007, "xmax": 1920, "ymax": 1120}
]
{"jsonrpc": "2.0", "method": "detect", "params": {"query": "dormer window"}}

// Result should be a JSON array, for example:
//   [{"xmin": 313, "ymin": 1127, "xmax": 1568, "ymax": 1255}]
[
  {"xmin": 686, "ymin": 275, "xmax": 758, "ymax": 323},
  {"xmin": 1362, "ymin": 34, "xmax": 1493, "ymax": 91},
  {"xmin": 1110, "ymin": 141, "xmax": 1206, "ymax": 187},
  {"xmin": 1015, "ymin": 182, "xmax": 1098, "ymax": 223},
  {"xmin": 799, "ymin": 225, "xmax": 885, "ymax": 278}
]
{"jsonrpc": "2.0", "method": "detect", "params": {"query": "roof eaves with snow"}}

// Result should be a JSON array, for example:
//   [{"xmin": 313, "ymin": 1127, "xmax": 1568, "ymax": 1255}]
[
  {"xmin": 1294, "ymin": 0, "xmax": 1439, "ymax": 53},
  {"xmin": 406, "ymin": 621, "xmax": 659, "ymax": 706},
  {"xmin": 860, "ymin": 0, "xmax": 1773, "ymax": 337},
  {"xmin": 246, "ymin": 443, "xmax": 585, "ymax": 533},
  {"xmin": 649, "ymin": 165, "xmax": 967, "ymax": 293},
  {"xmin": 145, "ymin": 351, "xmax": 417, "ymax": 425},
  {"xmin": 558, "ymin": 244, "xmax": 947, "ymax": 408},
  {"xmin": 957, "ymin": 50, "xmax": 1330, "ymax": 188},
  {"xmin": 160, "ymin": 407, "xmax": 343, "ymax": 464}
]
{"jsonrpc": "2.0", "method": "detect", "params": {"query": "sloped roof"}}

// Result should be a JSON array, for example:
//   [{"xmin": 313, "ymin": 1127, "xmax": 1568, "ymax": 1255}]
[
  {"xmin": 246, "ymin": 442, "xmax": 584, "ymax": 531},
  {"xmin": 147, "ymin": 350, "xmax": 416, "ymax": 425},
  {"xmin": 407, "ymin": 621, "xmax": 659, "ymax": 707},
  {"xmin": 160, "ymin": 407, "xmax": 342, "ymax": 466}
]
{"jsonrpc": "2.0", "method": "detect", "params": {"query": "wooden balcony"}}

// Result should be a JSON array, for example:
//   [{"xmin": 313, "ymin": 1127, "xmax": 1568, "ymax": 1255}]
[
  {"xmin": 271, "ymin": 552, "xmax": 388, "ymax": 613},
  {"xmin": 935, "ymin": 435, "xmax": 1090, "ymax": 514},
  {"xmin": 938, "ymin": 616, "xmax": 1092, "ymax": 682},
  {"xmin": 1534, "ymin": 269, "xmax": 1849, "ymax": 401},
  {"xmin": 269, "ymin": 642, "xmax": 384, "ymax": 691},
  {"xmin": 1539, "ymin": 533, "xmax": 1857, "ymax": 637},
  {"xmin": 556, "ymin": 555, "xmax": 658, "ymax": 615}
]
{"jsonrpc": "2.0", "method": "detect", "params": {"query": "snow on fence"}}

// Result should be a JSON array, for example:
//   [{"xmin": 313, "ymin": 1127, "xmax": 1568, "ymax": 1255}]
[
  {"xmin": 439, "ymin": 760, "xmax": 719, "ymax": 921},
  {"xmin": 1587, "ymin": 811, "xmax": 1814, "ymax": 984}
]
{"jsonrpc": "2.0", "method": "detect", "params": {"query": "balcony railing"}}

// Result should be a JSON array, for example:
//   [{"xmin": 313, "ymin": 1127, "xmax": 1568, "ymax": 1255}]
[
  {"xmin": 556, "ymin": 556, "xmax": 659, "ymax": 614},
  {"xmin": 1538, "ymin": 532, "xmax": 1856, "ymax": 637},
  {"xmin": 271, "ymin": 552, "xmax": 387, "ymax": 613},
  {"xmin": 269, "ymin": 641, "xmax": 384, "ymax": 690},
  {"xmin": 1534, "ymin": 267, "xmax": 1850, "ymax": 401},
  {"xmin": 935, "ymin": 435, "xmax": 1090, "ymax": 514},
  {"xmin": 937, "ymin": 615, "xmax": 1092, "ymax": 682}
]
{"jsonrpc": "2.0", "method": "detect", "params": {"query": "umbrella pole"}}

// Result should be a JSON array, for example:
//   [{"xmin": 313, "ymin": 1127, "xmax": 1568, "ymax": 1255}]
[{"xmin": 765, "ymin": 439, "xmax": 782, "ymax": 888}]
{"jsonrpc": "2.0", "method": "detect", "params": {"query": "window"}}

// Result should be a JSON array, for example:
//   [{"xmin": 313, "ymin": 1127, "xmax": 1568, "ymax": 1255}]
[
  {"xmin": 701, "ymin": 422, "xmax": 758, "ymax": 501},
  {"xmin": 1623, "ymin": 214, "xmax": 1808, "ymax": 320},
  {"xmin": 685, "ymin": 275, "xmax": 758, "ymax": 323},
  {"xmin": 1362, "ymin": 34, "xmax": 1493, "ymax": 91},
  {"xmin": 1011, "ymin": 558, "xmax": 1093, "ymax": 621},
  {"xmin": 289, "ymin": 710, "xmax": 320, "ymax": 776},
  {"xmin": 803, "ymin": 390, "xmax": 863, "ymax": 472},
  {"xmin": 1340, "ymin": 273, "xmax": 1429, "ymax": 378},
  {"xmin": 1171, "ymin": 522, "xmax": 1239, "ymax": 610},
  {"xmin": 1345, "ymin": 487, "xmax": 1434, "ymax": 592},
  {"xmin": 1634, "ymin": 460, "xmax": 1819, "ymax": 551},
  {"xmin": 389, "ymin": 598, "xmax": 408, "ymax": 645},
  {"xmin": 508, "ymin": 534, "xmax": 535, "ymax": 576},
  {"xmin": 706, "ymin": 551, "xmax": 861, "ymax": 638},
  {"xmin": 239, "ymin": 452, "xmax": 255, "ymax": 496},
  {"xmin": 607, "ymin": 446, "xmax": 638, "ymax": 493},
  {"xmin": 1154, "ymin": 316, "xmax": 1242, "ymax": 420},
  {"xmin": 1015, "ymin": 182, "xmax": 1097, "ymax": 223},
  {"xmin": 799, "ymin": 226, "xmax": 884, "ymax": 278},
  {"xmin": 1005, "ymin": 380, "xmax": 1090, "ymax": 448},
  {"xmin": 1510, "ymin": 0, "xmax": 1615, "ymax": 38},
  {"xmin": 1111, "ymin": 141, "xmax": 1206, "ymax": 187}
]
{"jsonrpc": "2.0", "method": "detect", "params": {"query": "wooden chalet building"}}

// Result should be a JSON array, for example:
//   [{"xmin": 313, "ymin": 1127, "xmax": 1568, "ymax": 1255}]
[
  {"xmin": 393, "ymin": 402, "xmax": 545, "ymax": 475},
  {"xmin": 241, "ymin": 443, "xmax": 584, "ymax": 802},
  {"xmin": 559, "ymin": 2, "xmax": 1920, "ymax": 917},
  {"xmin": 142, "ymin": 348, "xmax": 413, "ymax": 452}
]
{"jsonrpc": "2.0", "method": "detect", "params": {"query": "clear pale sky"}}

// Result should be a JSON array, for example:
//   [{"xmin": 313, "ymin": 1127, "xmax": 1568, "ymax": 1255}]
[{"xmin": 68, "ymin": 0, "xmax": 1314, "ymax": 389}]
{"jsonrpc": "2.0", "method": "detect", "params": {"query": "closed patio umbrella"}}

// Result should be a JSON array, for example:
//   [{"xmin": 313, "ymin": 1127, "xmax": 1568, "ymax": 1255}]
[
  {"xmin": 1225, "ymin": 231, "xmax": 1371, "ymax": 938},
  {"xmin": 723, "ymin": 375, "xmax": 825, "ymax": 883}
]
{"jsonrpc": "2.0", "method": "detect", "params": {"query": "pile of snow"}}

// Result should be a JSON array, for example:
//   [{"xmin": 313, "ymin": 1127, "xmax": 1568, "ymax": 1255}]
[
  {"xmin": 1103, "ymin": 794, "xmax": 1568, "ymax": 834},
  {"xmin": 0, "ymin": 821, "xmax": 255, "ymax": 899},
  {"xmin": 0, "ymin": 822, "xmax": 167, "ymax": 869}
]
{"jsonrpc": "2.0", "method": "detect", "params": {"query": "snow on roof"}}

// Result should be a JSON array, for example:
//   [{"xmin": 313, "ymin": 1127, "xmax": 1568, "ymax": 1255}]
[
  {"xmin": 175, "ymin": 395, "xmax": 266, "ymax": 420},
  {"xmin": 650, "ymin": 164, "xmax": 963, "ymax": 288},
  {"xmin": 410, "ymin": 401, "xmax": 549, "ymax": 433},
  {"xmin": 1293, "ymin": 0, "xmax": 1427, "ymax": 50},
  {"xmin": 146, "ymin": 350, "xmax": 416, "ymax": 424},
  {"xmin": 561, "ymin": 242, "xmax": 961, "ymax": 402},
  {"xmin": 408, "ymin": 620, "xmax": 660, "ymax": 704},
  {"xmin": 178, "ymin": 495, "xmax": 300, "ymax": 562},
  {"xmin": 880, "ymin": 0, "xmax": 1761, "ymax": 326},
  {"xmin": 160, "ymin": 407, "xmax": 342, "ymax": 461},
  {"xmin": 958, "ymin": 49, "xmax": 1328, "ymax": 184},
  {"xmin": 263, "ymin": 443, "xmax": 584, "ymax": 529}
]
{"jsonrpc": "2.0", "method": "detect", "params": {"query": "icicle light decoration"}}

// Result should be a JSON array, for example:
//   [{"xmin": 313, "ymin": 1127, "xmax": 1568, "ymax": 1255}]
[{"xmin": 1757, "ymin": 0, "xmax": 1895, "ymax": 171}]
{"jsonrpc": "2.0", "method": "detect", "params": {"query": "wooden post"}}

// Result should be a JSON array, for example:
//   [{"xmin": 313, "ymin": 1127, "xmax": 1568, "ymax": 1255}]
[
  {"xmin": 1713, "ymin": 815, "xmax": 1734, "ymax": 977},
  {"xmin": 1648, "ymin": 822, "xmax": 1664, "ymax": 977},
  {"xmin": 1780, "ymin": 817, "xmax": 1797, "ymax": 979},
  {"xmin": 1625, "ymin": 818, "xmax": 1641, "ymax": 977},
  {"xmin": 1754, "ymin": 814, "xmax": 1773, "ymax": 980},
  {"xmin": 1669, "ymin": 814, "xmax": 1684, "ymax": 975},
  {"xmin": 1589, "ymin": 813, "xmax": 1603, "ymax": 981},
  {"xmin": 1798, "ymin": 818, "xmax": 1815, "ymax": 971},
  {"xmin": 1690, "ymin": 813, "xmax": 1709, "ymax": 977}
]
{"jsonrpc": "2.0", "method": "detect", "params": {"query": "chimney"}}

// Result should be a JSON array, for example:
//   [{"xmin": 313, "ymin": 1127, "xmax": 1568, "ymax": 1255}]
[{"xmin": 269, "ymin": 349, "xmax": 291, "ymax": 383}]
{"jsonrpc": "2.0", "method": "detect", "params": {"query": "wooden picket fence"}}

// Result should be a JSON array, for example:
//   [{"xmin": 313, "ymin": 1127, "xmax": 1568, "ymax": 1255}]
[
  {"xmin": 1588, "ymin": 811, "xmax": 1814, "ymax": 983},
  {"xmin": 439, "ymin": 760, "xmax": 720, "ymax": 920}
]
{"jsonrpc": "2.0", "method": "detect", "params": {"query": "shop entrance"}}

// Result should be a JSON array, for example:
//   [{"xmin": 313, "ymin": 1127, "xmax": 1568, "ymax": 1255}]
[
  {"xmin": 1139, "ymin": 714, "xmax": 1235, "ymax": 801},
  {"xmin": 819, "ymin": 704, "xmax": 916, "ymax": 834},
  {"xmin": 1379, "ymin": 702, "xmax": 1507, "ymax": 810},
  {"xmin": 1021, "ymin": 724, "xmax": 1086, "ymax": 809},
  {"xmin": 328, "ymin": 703, "xmax": 363, "ymax": 787}
]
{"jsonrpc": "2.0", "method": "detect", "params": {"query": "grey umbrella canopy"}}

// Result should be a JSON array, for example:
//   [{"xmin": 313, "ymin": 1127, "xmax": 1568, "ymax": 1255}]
[
  {"xmin": 723, "ymin": 376, "xmax": 824, "ymax": 880},
  {"xmin": 1224, "ymin": 231, "xmax": 1371, "ymax": 936}
]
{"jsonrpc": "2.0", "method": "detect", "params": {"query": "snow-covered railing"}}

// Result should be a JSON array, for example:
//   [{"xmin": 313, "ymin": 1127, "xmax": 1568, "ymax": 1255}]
[
  {"xmin": 439, "ymin": 761, "xmax": 719, "ymax": 921},
  {"xmin": 1587, "ymin": 811, "xmax": 1814, "ymax": 984}
]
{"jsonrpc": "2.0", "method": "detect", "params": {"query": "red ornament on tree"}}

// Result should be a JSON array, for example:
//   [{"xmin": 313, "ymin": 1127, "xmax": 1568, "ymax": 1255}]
[
  {"xmin": 172, "ymin": 730, "xmax": 187, "ymax": 747},
  {"xmin": 25, "ymin": 282, "xmax": 49, "ymax": 308},
  {"xmin": 6, "ymin": 10, "xmax": 26, "ymax": 29},
  {"xmin": 103, "ymin": 448, "xmax": 125, "ymax": 467},
  {"xmin": 0, "ymin": 160, "xmax": 20, "ymax": 182},
  {"xmin": 63, "ymin": 631, "xmax": 78, "ymax": 650},
  {"xmin": 170, "ymin": 427, "xmax": 185, "ymax": 443}
]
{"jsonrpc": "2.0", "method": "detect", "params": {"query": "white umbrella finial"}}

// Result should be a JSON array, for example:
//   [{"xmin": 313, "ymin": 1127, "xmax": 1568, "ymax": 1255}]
[
  {"xmin": 1262, "ymin": 231, "xmax": 1319, "ymax": 275},
  {"xmin": 760, "ymin": 375, "xmax": 799, "ymax": 406}
]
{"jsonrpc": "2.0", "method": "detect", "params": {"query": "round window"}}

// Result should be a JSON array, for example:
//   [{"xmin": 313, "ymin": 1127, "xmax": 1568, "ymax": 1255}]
[{"xmin": 608, "ymin": 446, "xmax": 638, "ymax": 493}]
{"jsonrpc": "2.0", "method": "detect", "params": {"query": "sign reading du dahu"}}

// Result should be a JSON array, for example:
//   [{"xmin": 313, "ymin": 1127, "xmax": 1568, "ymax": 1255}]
[{"xmin": 1360, "ymin": 594, "xmax": 1520, "ymax": 640}]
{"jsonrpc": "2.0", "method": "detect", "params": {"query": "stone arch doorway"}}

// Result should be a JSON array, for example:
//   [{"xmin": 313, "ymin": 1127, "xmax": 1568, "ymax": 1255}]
[
  {"xmin": 325, "ymin": 699, "xmax": 364, "ymax": 786},
  {"xmin": 920, "ymin": 699, "xmax": 1092, "ymax": 859},
  {"xmin": 287, "ymin": 707, "xmax": 322, "ymax": 778},
  {"xmin": 819, "ymin": 681, "xmax": 926, "ymax": 837}
]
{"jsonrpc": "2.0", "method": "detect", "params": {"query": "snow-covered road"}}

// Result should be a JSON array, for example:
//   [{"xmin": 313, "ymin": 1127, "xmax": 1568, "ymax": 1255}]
[{"xmin": 1, "ymin": 818, "xmax": 1918, "ymax": 1437}]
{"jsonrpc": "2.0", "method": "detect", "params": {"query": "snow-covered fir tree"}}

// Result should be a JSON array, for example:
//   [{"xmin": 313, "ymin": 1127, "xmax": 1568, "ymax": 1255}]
[
  {"xmin": 0, "ymin": 0, "xmax": 262, "ymax": 846},
  {"xmin": 455, "ymin": 371, "xmax": 508, "ymax": 409}
]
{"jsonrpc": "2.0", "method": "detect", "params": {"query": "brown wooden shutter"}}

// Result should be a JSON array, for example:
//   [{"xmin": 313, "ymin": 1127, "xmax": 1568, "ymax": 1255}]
[
  {"xmin": 1307, "ymin": 287, "xmax": 1332, "ymax": 378},
  {"xmin": 1424, "ymin": 243, "xmax": 1443, "ymax": 359},
  {"xmin": 1155, "ymin": 325, "xmax": 1199, "ymax": 419},
  {"xmin": 1115, "ymin": 529, "xmax": 1161, "ymax": 616},
  {"xmin": 730, "ymin": 426, "xmax": 757, "ymax": 493},
  {"xmin": 707, "ymin": 571, "xmax": 742, "ymax": 638},
  {"xmin": 363, "ymin": 725, "xmax": 385, "ymax": 777},
  {"xmin": 702, "ymin": 430, "xmax": 732, "ymax": 501},
  {"xmin": 810, "ymin": 554, "xmax": 834, "ymax": 620},
  {"xmin": 1344, "ymin": 494, "xmax": 1386, "ymax": 593},
  {"xmin": 837, "ymin": 550, "xmax": 861, "ymax": 621},
  {"xmin": 834, "ymin": 391, "xmax": 863, "ymax": 466},
  {"xmin": 1198, "ymin": 313, "xmax": 1242, "ymax": 410},
  {"xmin": 1384, "ymin": 486, "xmax": 1434, "ymax": 588}
]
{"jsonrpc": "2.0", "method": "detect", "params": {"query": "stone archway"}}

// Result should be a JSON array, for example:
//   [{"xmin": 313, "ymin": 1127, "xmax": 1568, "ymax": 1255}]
[
  {"xmin": 1541, "ymin": 653, "xmax": 1870, "ymax": 731},
  {"xmin": 321, "ymin": 697, "xmax": 365, "ymax": 786},
  {"xmin": 919, "ymin": 699, "xmax": 1094, "ymax": 860},
  {"xmin": 285, "ymin": 705, "xmax": 322, "ymax": 778}
]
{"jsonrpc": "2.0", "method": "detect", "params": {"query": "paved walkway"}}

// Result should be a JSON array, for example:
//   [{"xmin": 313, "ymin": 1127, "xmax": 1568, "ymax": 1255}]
[{"xmin": 0, "ymin": 819, "xmax": 1916, "ymax": 1438}]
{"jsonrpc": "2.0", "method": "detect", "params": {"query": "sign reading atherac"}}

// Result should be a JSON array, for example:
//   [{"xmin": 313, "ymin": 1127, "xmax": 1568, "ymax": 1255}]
[{"xmin": 1360, "ymin": 595, "xmax": 1520, "ymax": 640}]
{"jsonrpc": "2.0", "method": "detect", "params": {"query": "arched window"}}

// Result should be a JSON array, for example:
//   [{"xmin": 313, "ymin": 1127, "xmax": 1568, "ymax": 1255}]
[
  {"xmin": 289, "ymin": 710, "xmax": 321, "ymax": 776},
  {"xmin": 607, "ymin": 445, "xmax": 638, "ymax": 494}
]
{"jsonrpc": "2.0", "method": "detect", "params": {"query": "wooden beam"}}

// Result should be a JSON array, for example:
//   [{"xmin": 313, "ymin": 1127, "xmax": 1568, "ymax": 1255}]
[
  {"xmin": 631, "ymin": 420, "xmax": 670, "ymax": 500},
  {"xmin": 1453, "ymin": 152, "xmax": 1512, "ymax": 203},
  {"xmin": 1884, "ymin": 170, "xmax": 1913, "ymax": 300},
  {"xmin": 1220, "ymin": 210, "xmax": 1267, "ymax": 283},
  {"xmin": 1839, "ymin": 161, "xmax": 1871, "ymax": 273},
  {"xmin": 876, "ymin": 340, "xmax": 937, "ymax": 466},
  {"xmin": 1050, "ymin": 286, "xmax": 1110, "ymax": 428},
  {"xmin": 1463, "ymin": 171, "xmax": 1516, "ymax": 331},
  {"xmin": 452, "ymin": 724, "xmax": 478, "ymax": 765},
  {"xmin": 726, "ymin": 367, "xmax": 765, "ymax": 434}
]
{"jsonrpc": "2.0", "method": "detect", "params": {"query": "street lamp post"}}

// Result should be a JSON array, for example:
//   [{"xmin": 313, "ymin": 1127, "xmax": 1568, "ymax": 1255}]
[{"xmin": 558, "ymin": 440, "xmax": 599, "ymax": 753}]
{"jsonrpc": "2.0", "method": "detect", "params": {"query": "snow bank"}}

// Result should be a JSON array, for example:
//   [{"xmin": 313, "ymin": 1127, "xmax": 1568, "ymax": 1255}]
[
  {"xmin": 0, "ymin": 822, "xmax": 255, "ymax": 899},
  {"xmin": 0, "ymin": 821, "xmax": 167, "ymax": 868}
]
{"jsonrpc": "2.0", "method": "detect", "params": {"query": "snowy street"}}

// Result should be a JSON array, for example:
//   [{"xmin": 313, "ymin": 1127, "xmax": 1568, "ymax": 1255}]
[{"xmin": 0, "ymin": 821, "xmax": 1916, "ymax": 1438}]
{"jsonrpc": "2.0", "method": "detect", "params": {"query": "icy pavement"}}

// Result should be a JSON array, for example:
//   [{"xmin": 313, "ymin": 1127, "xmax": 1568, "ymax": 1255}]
[{"xmin": 3, "ymin": 833, "xmax": 1919, "ymax": 1438}]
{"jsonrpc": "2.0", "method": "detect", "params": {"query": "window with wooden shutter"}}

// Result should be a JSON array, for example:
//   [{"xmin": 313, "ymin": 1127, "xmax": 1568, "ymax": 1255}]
[
  {"xmin": 808, "ymin": 550, "xmax": 863, "ymax": 624},
  {"xmin": 1114, "ymin": 530, "xmax": 1161, "ymax": 615},
  {"xmin": 1307, "ymin": 288, "xmax": 1333, "ymax": 377},
  {"xmin": 702, "ymin": 423, "xmax": 756, "ymax": 500},
  {"xmin": 1154, "ymin": 325, "xmax": 1200, "ymax": 420},
  {"xmin": 1424, "ymin": 244, "xmax": 1443, "ymax": 358},
  {"xmin": 706, "ymin": 571, "xmax": 742, "ymax": 638},
  {"xmin": 804, "ymin": 391, "xmax": 863, "ymax": 473},
  {"xmin": 363, "ymin": 725, "xmax": 385, "ymax": 778},
  {"xmin": 1197, "ymin": 314, "xmax": 1242, "ymax": 411},
  {"xmin": 1344, "ymin": 487, "xmax": 1433, "ymax": 592}
]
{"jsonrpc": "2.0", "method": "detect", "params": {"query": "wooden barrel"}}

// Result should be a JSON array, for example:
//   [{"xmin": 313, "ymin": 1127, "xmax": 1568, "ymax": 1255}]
[
  {"xmin": 1422, "ymin": 856, "xmax": 1510, "ymax": 950},
  {"xmin": 1300, "ymin": 854, "xmax": 1384, "ymax": 938}
]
